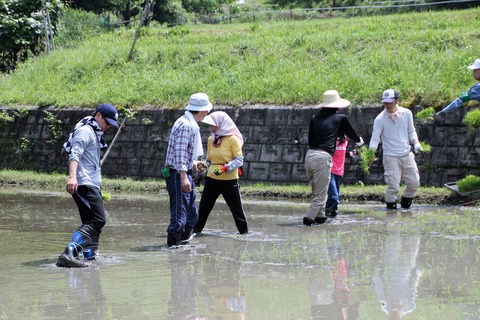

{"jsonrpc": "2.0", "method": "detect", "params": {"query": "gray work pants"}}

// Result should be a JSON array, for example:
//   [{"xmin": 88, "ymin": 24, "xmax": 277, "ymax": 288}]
[
  {"xmin": 383, "ymin": 152, "xmax": 420, "ymax": 203},
  {"xmin": 305, "ymin": 149, "xmax": 332, "ymax": 219}
]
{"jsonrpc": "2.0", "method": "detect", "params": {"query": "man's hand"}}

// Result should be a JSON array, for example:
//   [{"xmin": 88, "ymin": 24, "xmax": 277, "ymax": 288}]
[
  {"xmin": 66, "ymin": 177, "xmax": 78, "ymax": 195},
  {"xmin": 348, "ymin": 149, "xmax": 360, "ymax": 160},
  {"xmin": 214, "ymin": 165, "xmax": 227, "ymax": 176},
  {"xmin": 180, "ymin": 172, "xmax": 191, "ymax": 192},
  {"xmin": 194, "ymin": 160, "xmax": 207, "ymax": 173}
]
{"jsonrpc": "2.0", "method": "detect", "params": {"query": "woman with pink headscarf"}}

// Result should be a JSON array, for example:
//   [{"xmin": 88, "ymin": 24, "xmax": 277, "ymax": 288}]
[{"xmin": 193, "ymin": 111, "xmax": 248, "ymax": 235}]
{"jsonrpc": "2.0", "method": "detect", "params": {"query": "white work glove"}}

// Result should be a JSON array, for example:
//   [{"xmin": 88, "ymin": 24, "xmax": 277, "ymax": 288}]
[
  {"xmin": 355, "ymin": 137, "xmax": 364, "ymax": 147},
  {"xmin": 414, "ymin": 143, "xmax": 423, "ymax": 154}
]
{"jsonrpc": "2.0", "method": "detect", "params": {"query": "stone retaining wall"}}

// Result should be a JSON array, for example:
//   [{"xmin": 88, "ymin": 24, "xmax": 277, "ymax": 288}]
[{"xmin": 0, "ymin": 105, "xmax": 478, "ymax": 187}]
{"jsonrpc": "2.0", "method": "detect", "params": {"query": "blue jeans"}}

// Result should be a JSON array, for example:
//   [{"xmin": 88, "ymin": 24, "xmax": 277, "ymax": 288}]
[
  {"xmin": 166, "ymin": 171, "xmax": 198, "ymax": 235},
  {"xmin": 326, "ymin": 173, "xmax": 342, "ymax": 213}
]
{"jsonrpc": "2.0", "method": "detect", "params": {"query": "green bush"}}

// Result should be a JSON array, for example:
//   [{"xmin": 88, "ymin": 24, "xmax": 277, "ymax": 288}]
[{"xmin": 55, "ymin": 8, "xmax": 110, "ymax": 48}]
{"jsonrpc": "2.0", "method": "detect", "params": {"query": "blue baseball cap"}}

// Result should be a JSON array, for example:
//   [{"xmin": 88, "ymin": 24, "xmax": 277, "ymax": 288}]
[{"xmin": 96, "ymin": 103, "xmax": 119, "ymax": 127}]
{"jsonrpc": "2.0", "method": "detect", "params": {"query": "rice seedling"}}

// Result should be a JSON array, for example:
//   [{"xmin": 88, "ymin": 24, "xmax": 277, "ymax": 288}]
[
  {"xmin": 456, "ymin": 175, "xmax": 480, "ymax": 193},
  {"xmin": 359, "ymin": 146, "xmax": 376, "ymax": 174},
  {"xmin": 419, "ymin": 141, "xmax": 432, "ymax": 153},
  {"xmin": 463, "ymin": 109, "xmax": 480, "ymax": 130},
  {"xmin": 416, "ymin": 107, "xmax": 435, "ymax": 122}
]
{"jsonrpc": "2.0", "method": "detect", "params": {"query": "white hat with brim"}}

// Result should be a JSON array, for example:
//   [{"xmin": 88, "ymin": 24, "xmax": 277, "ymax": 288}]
[
  {"xmin": 201, "ymin": 115, "xmax": 217, "ymax": 126},
  {"xmin": 186, "ymin": 92, "xmax": 213, "ymax": 112},
  {"xmin": 318, "ymin": 90, "xmax": 351, "ymax": 108},
  {"xmin": 467, "ymin": 59, "xmax": 480, "ymax": 70}
]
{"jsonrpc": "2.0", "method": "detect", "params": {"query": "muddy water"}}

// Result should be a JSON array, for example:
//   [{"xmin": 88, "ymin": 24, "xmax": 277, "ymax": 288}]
[{"xmin": 0, "ymin": 188, "xmax": 479, "ymax": 320}]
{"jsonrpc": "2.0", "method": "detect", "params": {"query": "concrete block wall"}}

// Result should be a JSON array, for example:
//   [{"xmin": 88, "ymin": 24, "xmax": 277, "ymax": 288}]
[{"xmin": 0, "ymin": 105, "xmax": 478, "ymax": 187}]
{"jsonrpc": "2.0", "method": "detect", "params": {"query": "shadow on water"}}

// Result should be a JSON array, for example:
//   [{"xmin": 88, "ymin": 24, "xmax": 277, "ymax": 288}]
[{"xmin": 0, "ymin": 188, "xmax": 479, "ymax": 319}]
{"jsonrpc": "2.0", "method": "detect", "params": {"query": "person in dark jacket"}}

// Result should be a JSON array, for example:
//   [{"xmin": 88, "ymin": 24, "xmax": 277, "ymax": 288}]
[{"xmin": 303, "ymin": 90, "xmax": 364, "ymax": 226}]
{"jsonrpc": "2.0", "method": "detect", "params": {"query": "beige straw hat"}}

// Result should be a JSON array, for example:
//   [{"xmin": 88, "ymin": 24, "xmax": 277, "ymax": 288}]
[{"xmin": 318, "ymin": 90, "xmax": 351, "ymax": 108}]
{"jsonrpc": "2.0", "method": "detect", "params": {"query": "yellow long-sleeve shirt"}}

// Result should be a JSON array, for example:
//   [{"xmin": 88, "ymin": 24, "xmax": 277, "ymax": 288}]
[{"xmin": 206, "ymin": 135, "xmax": 243, "ymax": 180}]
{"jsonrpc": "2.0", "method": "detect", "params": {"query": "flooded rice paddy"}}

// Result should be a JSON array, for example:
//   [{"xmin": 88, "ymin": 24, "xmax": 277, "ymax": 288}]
[{"xmin": 0, "ymin": 188, "xmax": 479, "ymax": 320}]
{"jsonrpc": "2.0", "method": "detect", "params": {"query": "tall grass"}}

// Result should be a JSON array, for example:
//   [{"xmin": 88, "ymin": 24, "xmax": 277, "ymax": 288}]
[{"xmin": 1, "ymin": 8, "xmax": 479, "ymax": 109}]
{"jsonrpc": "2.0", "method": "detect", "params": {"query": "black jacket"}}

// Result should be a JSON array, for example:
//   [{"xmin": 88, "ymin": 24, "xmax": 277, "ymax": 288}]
[{"xmin": 308, "ymin": 110, "xmax": 360, "ymax": 156}]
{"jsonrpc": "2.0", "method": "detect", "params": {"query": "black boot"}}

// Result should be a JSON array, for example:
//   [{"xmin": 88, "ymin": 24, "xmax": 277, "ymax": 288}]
[
  {"xmin": 325, "ymin": 207, "xmax": 338, "ymax": 218},
  {"xmin": 386, "ymin": 202, "xmax": 397, "ymax": 210},
  {"xmin": 167, "ymin": 232, "xmax": 182, "ymax": 247},
  {"xmin": 303, "ymin": 217, "xmax": 315, "ymax": 226},
  {"xmin": 314, "ymin": 216, "xmax": 328, "ymax": 224},
  {"xmin": 401, "ymin": 196, "xmax": 413, "ymax": 209},
  {"xmin": 56, "ymin": 243, "xmax": 88, "ymax": 268},
  {"xmin": 56, "ymin": 224, "xmax": 98, "ymax": 268}
]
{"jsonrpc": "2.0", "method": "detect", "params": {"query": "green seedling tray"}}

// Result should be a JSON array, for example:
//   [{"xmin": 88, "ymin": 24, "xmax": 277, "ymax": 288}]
[{"xmin": 444, "ymin": 182, "xmax": 480, "ymax": 197}]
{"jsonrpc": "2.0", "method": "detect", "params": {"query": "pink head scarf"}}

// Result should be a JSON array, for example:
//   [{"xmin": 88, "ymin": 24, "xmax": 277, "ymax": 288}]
[{"xmin": 205, "ymin": 111, "xmax": 243, "ymax": 146}]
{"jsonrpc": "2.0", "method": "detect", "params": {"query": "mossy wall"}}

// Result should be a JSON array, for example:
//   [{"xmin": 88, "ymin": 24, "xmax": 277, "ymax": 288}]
[{"xmin": 0, "ymin": 105, "xmax": 478, "ymax": 187}]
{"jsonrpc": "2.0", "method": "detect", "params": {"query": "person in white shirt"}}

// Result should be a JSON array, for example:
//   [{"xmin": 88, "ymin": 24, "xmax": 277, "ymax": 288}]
[{"xmin": 369, "ymin": 89, "xmax": 422, "ymax": 210}]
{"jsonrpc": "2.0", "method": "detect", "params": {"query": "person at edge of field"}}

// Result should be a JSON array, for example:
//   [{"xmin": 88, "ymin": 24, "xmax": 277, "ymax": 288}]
[
  {"xmin": 193, "ymin": 111, "xmax": 248, "ymax": 235},
  {"xmin": 369, "ymin": 89, "xmax": 422, "ymax": 211},
  {"xmin": 56, "ymin": 103, "xmax": 120, "ymax": 268},
  {"xmin": 163, "ymin": 93, "xmax": 212, "ymax": 247},
  {"xmin": 325, "ymin": 135, "xmax": 359, "ymax": 218},
  {"xmin": 435, "ymin": 59, "xmax": 480, "ymax": 117},
  {"xmin": 304, "ymin": 90, "xmax": 364, "ymax": 226}
]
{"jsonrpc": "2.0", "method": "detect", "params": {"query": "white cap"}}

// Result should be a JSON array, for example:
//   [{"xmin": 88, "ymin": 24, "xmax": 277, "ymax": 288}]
[
  {"xmin": 381, "ymin": 89, "xmax": 399, "ymax": 103},
  {"xmin": 467, "ymin": 59, "xmax": 480, "ymax": 70},
  {"xmin": 186, "ymin": 93, "xmax": 213, "ymax": 112}
]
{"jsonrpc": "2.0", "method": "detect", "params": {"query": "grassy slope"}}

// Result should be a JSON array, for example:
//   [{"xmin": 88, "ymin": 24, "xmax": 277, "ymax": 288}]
[
  {"xmin": 1, "ymin": 8, "xmax": 480, "ymax": 109},
  {"xmin": 0, "ymin": 169, "xmax": 469, "ymax": 205}
]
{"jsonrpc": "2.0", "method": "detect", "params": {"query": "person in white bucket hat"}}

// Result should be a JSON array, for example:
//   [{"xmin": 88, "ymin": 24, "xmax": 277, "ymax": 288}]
[
  {"xmin": 435, "ymin": 58, "xmax": 480, "ymax": 116},
  {"xmin": 163, "ymin": 92, "xmax": 212, "ymax": 247},
  {"xmin": 303, "ymin": 90, "xmax": 364, "ymax": 226},
  {"xmin": 369, "ymin": 89, "xmax": 421, "ymax": 210}
]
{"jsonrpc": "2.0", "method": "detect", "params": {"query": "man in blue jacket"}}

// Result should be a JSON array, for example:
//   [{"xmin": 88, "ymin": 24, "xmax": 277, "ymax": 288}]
[{"xmin": 435, "ymin": 59, "xmax": 480, "ymax": 116}]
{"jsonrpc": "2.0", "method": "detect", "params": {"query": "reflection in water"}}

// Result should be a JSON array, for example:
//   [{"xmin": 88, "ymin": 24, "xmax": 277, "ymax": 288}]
[
  {"xmin": 0, "ymin": 190, "xmax": 479, "ymax": 319},
  {"xmin": 372, "ymin": 213, "xmax": 421, "ymax": 320},
  {"xmin": 167, "ymin": 253, "xmax": 246, "ymax": 319},
  {"xmin": 43, "ymin": 267, "xmax": 106, "ymax": 320},
  {"xmin": 66, "ymin": 268, "xmax": 106, "ymax": 320},
  {"xmin": 203, "ymin": 260, "xmax": 246, "ymax": 320},
  {"xmin": 167, "ymin": 256, "xmax": 201, "ymax": 319},
  {"xmin": 308, "ymin": 236, "xmax": 359, "ymax": 319}
]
